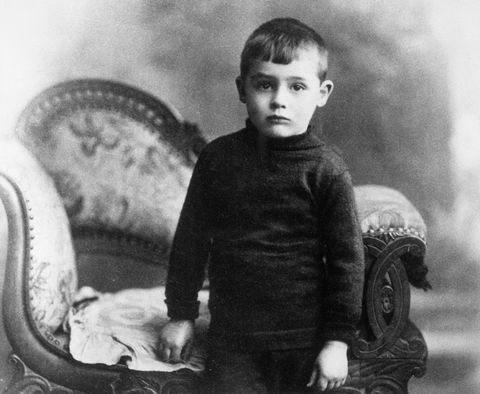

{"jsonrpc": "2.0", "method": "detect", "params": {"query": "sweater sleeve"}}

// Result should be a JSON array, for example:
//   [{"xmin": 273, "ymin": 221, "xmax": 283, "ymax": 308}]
[
  {"xmin": 321, "ymin": 170, "xmax": 365, "ymax": 345},
  {"xmin": 165, "ymin": 150, "xmax": 212, "ymax": 321}
]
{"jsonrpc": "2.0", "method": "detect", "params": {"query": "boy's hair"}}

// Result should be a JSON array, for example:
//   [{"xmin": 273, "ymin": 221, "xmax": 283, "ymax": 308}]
[{"xmin": 240, "ymin": 18, "xmax": 328, "ymax": 81}]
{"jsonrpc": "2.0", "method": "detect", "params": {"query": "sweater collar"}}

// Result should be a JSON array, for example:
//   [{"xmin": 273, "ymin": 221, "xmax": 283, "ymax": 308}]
[{"xmin": 245, "ymin": 119, "xmax": 324, "ymax": 151}]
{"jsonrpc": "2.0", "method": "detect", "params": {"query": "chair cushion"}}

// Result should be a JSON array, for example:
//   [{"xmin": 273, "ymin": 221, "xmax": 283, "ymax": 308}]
[
  {"xmin": 66, "ymin": 286, "xmax": 209, "ymax": 372},
  {"xmin": 0, "ymin": 138, "xmax": 77, "ymax": 331},
  {"xmin": 354, "ymin": 185, "xmax": 426, "ymax": 239}
]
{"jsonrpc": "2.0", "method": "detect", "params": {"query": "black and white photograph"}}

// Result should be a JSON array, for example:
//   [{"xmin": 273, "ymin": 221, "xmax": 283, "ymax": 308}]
[{"xmin": 0, "ymin": 1, "xmax": 479, "ymax": 393}]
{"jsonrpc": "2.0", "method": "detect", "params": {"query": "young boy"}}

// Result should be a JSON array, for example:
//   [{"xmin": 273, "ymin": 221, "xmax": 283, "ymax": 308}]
[{"xmin": 159, "ymin": 18, "xmax": 364, "ymax": 393}]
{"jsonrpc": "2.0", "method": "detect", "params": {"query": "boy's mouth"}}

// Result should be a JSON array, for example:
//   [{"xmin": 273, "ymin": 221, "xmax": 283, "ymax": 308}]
[{"xmin": 267, "ymin": 115, "xmax": 290, "ymax": 123}]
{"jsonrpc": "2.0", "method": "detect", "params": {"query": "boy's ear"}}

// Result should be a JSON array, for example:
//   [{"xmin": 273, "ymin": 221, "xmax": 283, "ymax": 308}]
[
  {"xmin": 317, "ymin": 79, "xmax": 334, "ymax": 108},
  {"xmin": 235, "ymin": 76, "xmax": 246, "ymax": 103}
]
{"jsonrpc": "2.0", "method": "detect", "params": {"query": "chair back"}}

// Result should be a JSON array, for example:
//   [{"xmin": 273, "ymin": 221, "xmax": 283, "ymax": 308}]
[{"xmin": 15, "ymin": 79, "xmax": 206, "ymax": 245}]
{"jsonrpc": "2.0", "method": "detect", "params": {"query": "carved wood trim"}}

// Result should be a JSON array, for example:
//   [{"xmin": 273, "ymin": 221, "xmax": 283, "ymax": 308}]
[
  {"xmin": 15, "ymin": 79, "xmax": 206, "ymax": 168},
  {"xmin": 4, "ymin": 354, "xmax": 77, "ymax": 394},
  {"xmin": 344, "ymin": 357, "xmax": 426, "ymax": 393},
  {"xmin": 353, "ymin": 234, "xmax": 426, "ymax": 359},
  {"xmin": 110, "ymin": 369, "xmax": 199, "ymax": 394}
]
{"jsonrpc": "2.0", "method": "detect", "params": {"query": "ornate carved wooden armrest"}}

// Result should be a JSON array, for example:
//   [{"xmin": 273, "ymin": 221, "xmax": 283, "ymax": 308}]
[
  {"xmin": 342, "ymin": 185, "xmax": 430, "ymax": 394},
  {"xmin": 0, "ymin": 139, "xmax": 77, "ymax": 339},
  {"xmin": 0, "ymin": 139, "xmax": 85, "ymax": 392}
]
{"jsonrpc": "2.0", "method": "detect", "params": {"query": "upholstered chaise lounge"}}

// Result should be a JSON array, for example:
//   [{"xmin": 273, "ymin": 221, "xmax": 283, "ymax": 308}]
[{"xmin": 1, "ymin": 80, "xmax": 430, "ymax": 393}]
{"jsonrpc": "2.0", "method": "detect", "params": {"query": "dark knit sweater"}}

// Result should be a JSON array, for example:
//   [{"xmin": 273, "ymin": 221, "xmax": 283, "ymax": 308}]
[{"xmin": 165, "ymin": 120, "xmax": 364, "ymax": 351}]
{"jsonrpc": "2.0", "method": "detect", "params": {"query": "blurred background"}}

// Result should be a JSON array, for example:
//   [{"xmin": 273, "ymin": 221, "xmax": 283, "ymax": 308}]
[{"xmin": 0, "ymin": 0, "xmax": 479, "ymax": 392}]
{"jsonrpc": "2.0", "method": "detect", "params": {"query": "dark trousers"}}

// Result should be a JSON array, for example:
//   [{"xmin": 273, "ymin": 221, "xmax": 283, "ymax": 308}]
[{"xmin": 203, "ymin": 347, "xmax": 319, "ymax": 394}]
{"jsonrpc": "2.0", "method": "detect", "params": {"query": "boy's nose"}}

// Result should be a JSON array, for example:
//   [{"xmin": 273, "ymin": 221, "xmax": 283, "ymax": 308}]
[{"xmin": 270, "ymin": 88, "xmax": 288, "ymax": 109}]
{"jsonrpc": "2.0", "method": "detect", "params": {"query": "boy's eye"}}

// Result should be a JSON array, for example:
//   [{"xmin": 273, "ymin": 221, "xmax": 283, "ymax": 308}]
[
  {"xmin": 255, "ymin": 81, "xmax": 273, "ymax": 90},
  {"xmin": 291, "ymin": 83, "xmax": 306, "ymax": 91}
]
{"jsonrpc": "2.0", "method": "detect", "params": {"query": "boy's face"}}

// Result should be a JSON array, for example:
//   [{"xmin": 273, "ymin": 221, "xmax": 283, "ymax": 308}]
[{"xmin": 236, "ymin": 47, "xmax": 333, "ymax": 138}]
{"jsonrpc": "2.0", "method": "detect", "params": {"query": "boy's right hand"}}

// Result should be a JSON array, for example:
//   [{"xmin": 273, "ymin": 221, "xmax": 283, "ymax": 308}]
[{"xmin": 158, "ymin": 319, "xmax": 195, "ymax": 363}]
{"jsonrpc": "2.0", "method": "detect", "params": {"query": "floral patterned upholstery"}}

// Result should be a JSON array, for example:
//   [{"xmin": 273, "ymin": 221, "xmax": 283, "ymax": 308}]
[
  {"xmin": 354, "ymin": 184, "xmax": 430, "ymax": 291},
  {"xmin": 0, "ymin": 138, "xmax": 77, "ymax": 332},
  {"xmin": 15, "ymin": 79, "xmax": 206, "ymax": 244},
  {"xmin": 355, "ymin": 184, "xmax": 426, "ymax": 240}
]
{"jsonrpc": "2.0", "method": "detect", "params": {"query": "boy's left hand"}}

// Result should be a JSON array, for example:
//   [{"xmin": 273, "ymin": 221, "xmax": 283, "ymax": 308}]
[{"xmin": 307, "ymin": 340, "xmax": 348, "ymax": 392}]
